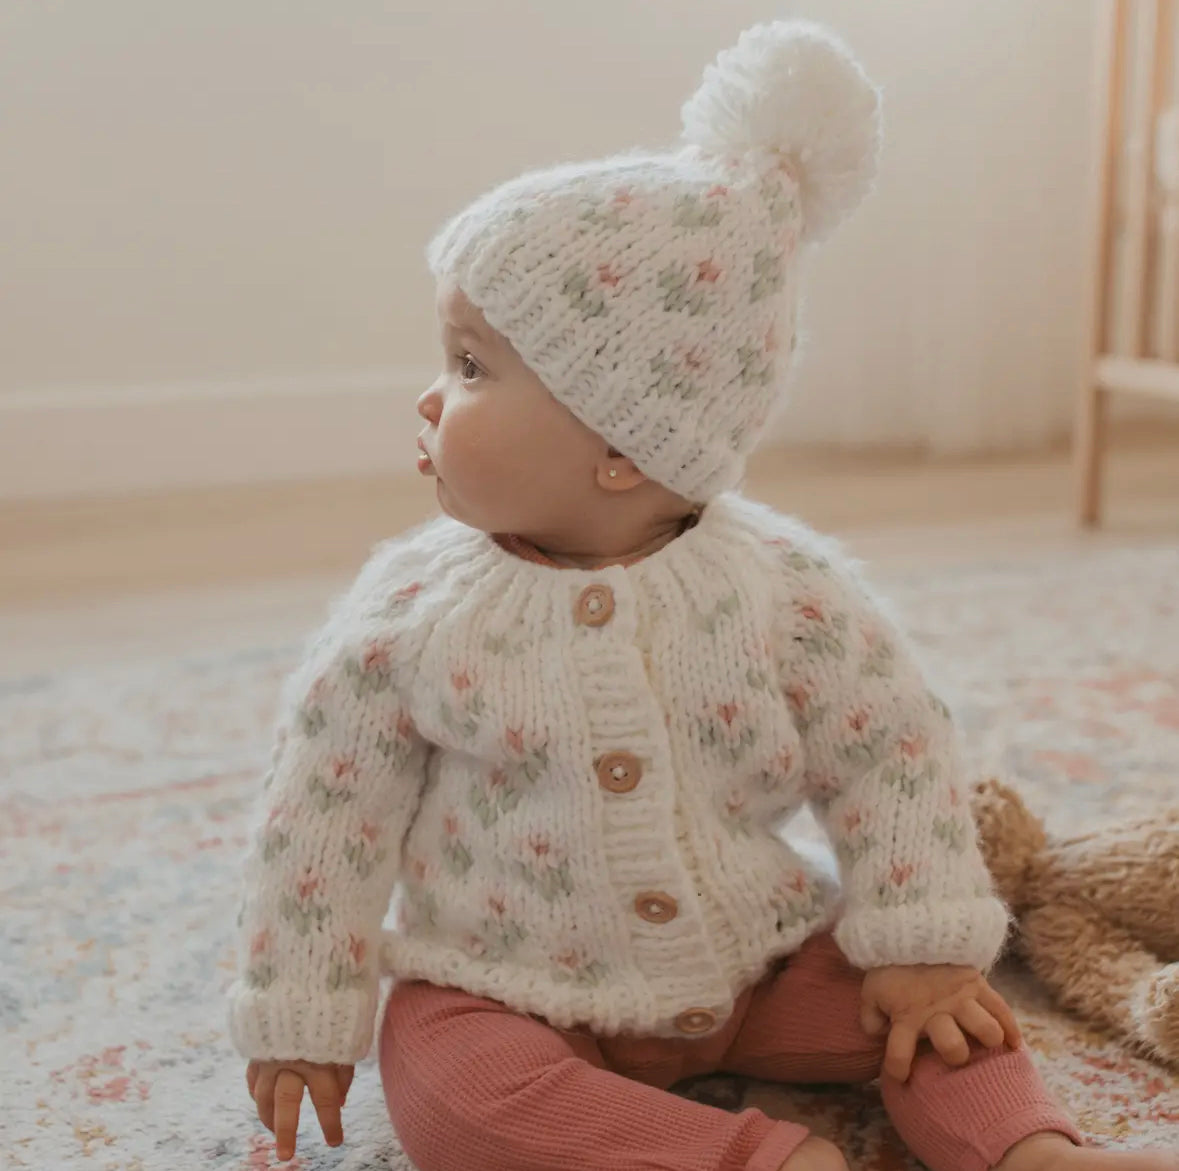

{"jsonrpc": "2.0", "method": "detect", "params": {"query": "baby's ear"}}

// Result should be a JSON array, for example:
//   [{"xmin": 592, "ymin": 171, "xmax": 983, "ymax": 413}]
[{"xmin": 597, "ymin": 450, "xmax": 647, "ymax": 491}]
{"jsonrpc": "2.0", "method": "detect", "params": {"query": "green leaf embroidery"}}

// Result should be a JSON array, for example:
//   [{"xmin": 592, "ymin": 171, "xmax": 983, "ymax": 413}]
[
  {"xmin": 514, "ymin": 859, "xmax": 575, "ymax": 902},
  {"xmin": 692, "ymin": 593, "xmax": 741, "ymax": 634},
  {"xmin": 245, "ymin": 962, "xmax": 277, "ymax": 990},
  {"xmin": 737, "ymin": 344, "xmax": 773, "ymax": 387},
  {"xmin": 298, "ymin": 706, "xmax": 326, "ymax": 737},
  {"xmin": 760, "ymin": 175, "xmax": 798, "ymax": 224},
  {"xmin": 835, "ymin": 831, "xmax": 877, "ymax": 868},
  {"xmin": 657, "ymin": 262, "xmax": 713, "ymax": 316},
  {"xmin": 648, "ymin": 354, "xmax": 701, "ymax": 401},
  {"xmin": 561, "ymin": 266, "xmax": 607, "ymax": 320},
  {"xmin": 326, "ymin": 961, "xmax": 367, "ymax": 992},
  {"xmin": 442, "ymin": 839, "xmax": 474, "ymax": 877},
  {"xmin": 306, "ymin": 774, "xmax": 357, "ymax": 813},
  {"xmin": 261, "ymin": 829, "xmax": 291, "ymax": 862},
  {"xmin": 672, "ymin": 192, "xmax": 723, "ymax": 229},
  {"xmin": 278, "ymin": 895, "xmax": 330, "ymax": 936},
  {"xmin": 343, "ymin": 840, "xmax": 388, "ymax": 879},
  {"xmin": 932, "ymin": 816, "xmax": 969, "ymax": 854},
  {"xmin": 750, "ymin": 249, "xmax": 785, "ymax": 302}
]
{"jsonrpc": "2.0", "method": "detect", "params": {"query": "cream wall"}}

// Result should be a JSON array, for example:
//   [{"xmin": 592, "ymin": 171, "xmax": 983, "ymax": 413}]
[{"xmin": 0, "ymin": 1, "xmax": 1102, "ymax": 496}]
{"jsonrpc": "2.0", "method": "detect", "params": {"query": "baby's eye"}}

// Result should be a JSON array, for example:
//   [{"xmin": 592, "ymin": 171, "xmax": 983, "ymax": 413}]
[{"xmin": 459, "ymin": 354, "xmax": 483, "ymax": 382}]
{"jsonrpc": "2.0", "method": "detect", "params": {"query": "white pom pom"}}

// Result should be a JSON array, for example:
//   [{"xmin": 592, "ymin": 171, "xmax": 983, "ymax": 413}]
[{"xmin": 681, "ymin": 20, "xmax": 881, "ymax": 243}]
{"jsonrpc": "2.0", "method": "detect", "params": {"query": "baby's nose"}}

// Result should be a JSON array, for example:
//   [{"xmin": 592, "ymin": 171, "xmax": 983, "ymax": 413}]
[{"xmin": 417, "ymin": 385, "xmax": 442, "ymax": 424}]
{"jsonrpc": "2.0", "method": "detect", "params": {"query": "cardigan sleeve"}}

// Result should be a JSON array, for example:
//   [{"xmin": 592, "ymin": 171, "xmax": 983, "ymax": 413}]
[
  {"xmin": 227, "ymin": 556, "xmax": 431, "ymax": 1064},
  {"xmin": 772, "ymin": 536, "xmax": 1010, "ymax": 973}
]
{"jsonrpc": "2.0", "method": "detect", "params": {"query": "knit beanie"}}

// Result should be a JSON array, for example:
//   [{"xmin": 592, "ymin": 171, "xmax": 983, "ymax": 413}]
[{"xmin": 427, "ymin": 21, "xmax": 881, "ymax": 501}]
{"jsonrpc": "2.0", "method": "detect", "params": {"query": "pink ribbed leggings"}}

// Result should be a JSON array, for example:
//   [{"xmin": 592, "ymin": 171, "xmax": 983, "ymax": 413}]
[{"xmin": 379, "ymin": 932, "xmax": 1081, "ymax": 1171}]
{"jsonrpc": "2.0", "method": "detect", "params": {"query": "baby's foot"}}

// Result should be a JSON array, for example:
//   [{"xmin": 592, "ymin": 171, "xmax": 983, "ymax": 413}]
[{"xmin": 997, "ymin": 1132, "xmax": 1179, "ymax": 1171}]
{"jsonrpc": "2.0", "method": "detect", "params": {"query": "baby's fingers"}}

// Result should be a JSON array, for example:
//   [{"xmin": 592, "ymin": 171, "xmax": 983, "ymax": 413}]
[
  {"xmin": 978, "ymin": 985, "xmax": 1023, "ymax": 1049},
  {"xmin": 956, "ymin": 999, "xmax": 1006, "ymax": 1049},
  {"xmin": 927, "ymin": 1012, "xmax": 970, "ymax": 1067},
  {"xmin": 308, "ymin": 1070, "xmax": 345, "ymax": 1149},
  {"xmin": 253, "ymin": 1068, "xmax": 276, "ymax": 1134},
  {"xmin": 273, "ymin": 1069, "xmax": 306, "ymax": 1162},
  {"xmin": 883, "ymin": 1020, "xmax": 920, "ymax": 1082}
]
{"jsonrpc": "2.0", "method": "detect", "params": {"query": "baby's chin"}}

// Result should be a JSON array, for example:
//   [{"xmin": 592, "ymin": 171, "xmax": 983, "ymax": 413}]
[{"xmin": 432, "ymin": 477, "xmax": 504, "ymax": 535}]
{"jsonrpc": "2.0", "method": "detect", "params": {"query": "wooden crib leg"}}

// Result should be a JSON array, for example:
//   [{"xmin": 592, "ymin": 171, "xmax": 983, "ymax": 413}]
[{"xmin": 1076, "ymin": 383, "xmax": 1108, "ymax": 527}]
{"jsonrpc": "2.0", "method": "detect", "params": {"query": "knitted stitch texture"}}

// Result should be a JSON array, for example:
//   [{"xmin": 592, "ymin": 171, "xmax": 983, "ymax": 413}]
[
  {"xmin": 228, "ymin": 495, "xmax": 1009, "ymax": 1064},
  {"xmin": 427, "ymin": 21, "xmax": 881, "ymax": 501}
]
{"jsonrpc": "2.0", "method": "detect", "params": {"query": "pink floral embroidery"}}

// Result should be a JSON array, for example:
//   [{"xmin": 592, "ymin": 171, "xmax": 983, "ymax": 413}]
[
  {"xmin": 847, "ymin": 709, "xmax": 870, "ymax": 734},
  {"xmin": 505, "ymin": 727, "xmax": 525, "ymax": 755},
  {"xmin": 785, "ymin": 684, "xmax": 811, "ymax": 714},
  {"xmin": 249, "ymin": 929, "xmax": 271, "ymax": 958},
  {"xmin": 527, "ymin": 833, "xmax": 557, "ymax": 868},
  {"xmin": 900, "ymin": 735, "xmax": 928, "ymax": 760},
  {"xmin": 330, "ymin": 755, "xmax": 357, "ymax": 782},
  {"xmin": 612, "ymin": 187, "xmax": 634, "ymax": 206},
  {"xmin": 396, "ymin": 712, "xmax": 415, "ymax": 739},
  {"xmin": 705, "ymin": 184, "xmax": 729, "ymax": 198},
  {"xmin": 597, "ymin": 263, "xmax": 623, "ymax": 287},
  {"xmin": 451, "ymin": 670, "xmax": 473, "ymax": 692},
  {"xmin": 716, "ymin": 702, "xmax": 740, "ymax": 727},
  {"xmin": 347, "ymin": 934, "xmax": 366, "ymax": 966},
  {"xmin": 891, "ymin": 863, "xmax": 916, "ymax": 886},
  {"xmin": 362, "ymin": 642, "xmax": 392, "ymax": 674},
  {"xmin": 798, "ymin": 600, "xmax": 825, "ymax": 621},
  {"xmin": 696, "ymin": 258, "xmax": 723, "ymax": 284},
  {"xmin": 395, "ymin": 582, "xmax": 422, "ymax": 601}
]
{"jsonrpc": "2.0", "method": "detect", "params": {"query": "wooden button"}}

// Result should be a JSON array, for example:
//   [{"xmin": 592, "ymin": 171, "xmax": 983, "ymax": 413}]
[
  {"xmin": 596, "ymin": 752, "xmax": 642, "ymax": 794},
  {"xmin": 634, "ymin": 891, "xmax": 678, "ymax": 924},
  {"xmin": 674, "ymin": 1008, "xmax": 717, "ymax": 1035},
  {"xmin": 575, "ymin": 585, "xmax": 615, "ymax": 627}
]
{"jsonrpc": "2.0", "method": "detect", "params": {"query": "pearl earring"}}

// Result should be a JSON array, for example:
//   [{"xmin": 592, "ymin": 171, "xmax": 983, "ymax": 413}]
[{"xmin": 608, "ymin": 469, "xmax": 618, "ymax": 479}]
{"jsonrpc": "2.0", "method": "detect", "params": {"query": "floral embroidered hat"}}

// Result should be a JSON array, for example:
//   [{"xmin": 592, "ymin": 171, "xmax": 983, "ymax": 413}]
[{"xmin": 427, "ymin": 21, "xmax": 881, "ymax": 500}]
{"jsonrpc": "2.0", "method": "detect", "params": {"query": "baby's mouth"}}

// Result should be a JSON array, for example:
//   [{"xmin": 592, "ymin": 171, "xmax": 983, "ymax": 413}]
[{"xmin": 416, "ymin": 437, "xmax": 437, "ymax": 476}]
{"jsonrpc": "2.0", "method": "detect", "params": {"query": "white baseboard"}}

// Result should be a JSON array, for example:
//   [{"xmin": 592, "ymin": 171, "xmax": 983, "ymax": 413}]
[{"xmin": 0, "ymin": 368, "xmax": 435, "ymax": 500}]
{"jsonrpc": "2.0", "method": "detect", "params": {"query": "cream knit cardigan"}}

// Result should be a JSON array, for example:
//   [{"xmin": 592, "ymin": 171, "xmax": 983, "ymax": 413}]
[{"xmin": 228, "ymin": 494, "xmax": 1008, "ymax": 1063}]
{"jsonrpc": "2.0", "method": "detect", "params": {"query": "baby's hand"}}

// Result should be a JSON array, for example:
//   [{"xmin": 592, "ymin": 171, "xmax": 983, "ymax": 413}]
[
  {"xmin": 860, "ymin": 963, "xmax": 1022, "ymax": 1083},
  {"xmin": 246, "ymin": 1059, "xmax": 355, "ymax": 1162}
]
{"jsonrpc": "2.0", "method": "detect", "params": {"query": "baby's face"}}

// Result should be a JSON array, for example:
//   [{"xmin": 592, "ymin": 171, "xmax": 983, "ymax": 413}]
[{"xmin": 417, "ymin": 283, "xmax": 610, "ymax": 538}]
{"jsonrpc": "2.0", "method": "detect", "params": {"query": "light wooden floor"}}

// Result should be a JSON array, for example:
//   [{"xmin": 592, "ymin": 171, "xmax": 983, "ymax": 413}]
[{"xmin": 2, "ymin": 430, "xmax": 1177, "ymax": 675}]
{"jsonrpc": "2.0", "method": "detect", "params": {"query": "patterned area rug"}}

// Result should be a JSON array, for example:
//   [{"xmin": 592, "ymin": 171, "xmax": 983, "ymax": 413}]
[{"xmin": 4, "ymin": 543, "xmax": 1179, "ymax": 1169}]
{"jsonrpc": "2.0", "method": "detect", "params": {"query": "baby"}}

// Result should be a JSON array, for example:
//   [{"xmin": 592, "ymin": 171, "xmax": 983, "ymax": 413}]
[{"xmin": 230, "ymin": 21, "xmax": 1177, "ymax": 1171}]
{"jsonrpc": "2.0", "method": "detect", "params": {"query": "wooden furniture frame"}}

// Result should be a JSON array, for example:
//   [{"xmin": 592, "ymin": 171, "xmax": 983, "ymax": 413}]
[{"xmin": 1077, "ymin": 0, "xmax": 1179, "ymax": 525}]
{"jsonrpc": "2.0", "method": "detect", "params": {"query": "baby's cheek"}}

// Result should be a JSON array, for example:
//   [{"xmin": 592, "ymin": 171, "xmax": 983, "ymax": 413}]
[{"xmin": 443, "ymin": 413, "xmax": 518, "ymax": 504}]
